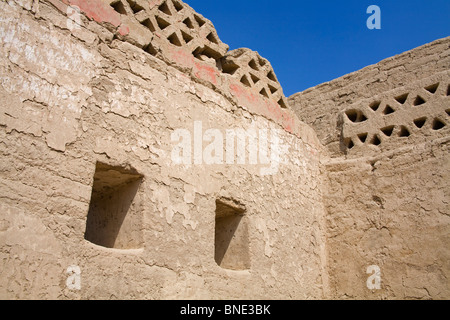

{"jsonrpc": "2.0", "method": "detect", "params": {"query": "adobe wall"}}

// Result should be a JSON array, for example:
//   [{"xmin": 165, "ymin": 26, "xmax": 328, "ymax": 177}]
[
  {"xmin": 290, "ymin": 38, "xmax": 449, "ymax": 298},
  {"xmin": 325, "ymin": 138, "xmax": 449, "ymax": 299},
  {"xmin": 0, "ymin": 0, "xmax": 329, "ymax": 299},
  {"xmin": 1, "ymin": 0, "xmax": 448, "ymax": 300},
  {"xmin": 289, "ymin": 37, "xmax": 450, "ymax": 157}
]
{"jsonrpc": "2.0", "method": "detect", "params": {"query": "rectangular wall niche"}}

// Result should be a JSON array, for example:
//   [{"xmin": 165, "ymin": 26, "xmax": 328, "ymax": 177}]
[
  {"xmin": 214, "ymin": 199, "xmax": 250, "ymax": 270},
  {"xmin": 84, "ymin": 162, "xmax": 143, "ymax": 250}
]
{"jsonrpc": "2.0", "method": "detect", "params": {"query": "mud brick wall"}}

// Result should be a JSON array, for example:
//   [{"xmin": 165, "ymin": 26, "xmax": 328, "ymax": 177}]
[
  {"xmin": 0, "ymin": 0, "xmax": 448, "ymax": 300},
  {"xmin": 341, "ymin": 73, "xmax": 449, "ymax": 157},
  {"xmin": 289, "ymin": 37, "xmax": 449, "ymax": 299},
  {"xmin": 324, "ymin": 138, "xmax": 449, "ymax": 299},
  {"xmin": 289, "ymin": 37, "xmax": 450, "ymax": 158},
  {"xmin": 0, "ymin": 0, "xmax": 327, "ymax": 299}
]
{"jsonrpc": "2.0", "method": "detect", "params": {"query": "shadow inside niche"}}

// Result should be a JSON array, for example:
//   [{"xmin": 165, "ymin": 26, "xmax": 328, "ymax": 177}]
[
  {"xmin": 84, "ymin": 162, "xmax": 143, "ymax": 250},
  {"xmin": 214, "ymin": 199, "xmax": 250, "ymax": 270}
]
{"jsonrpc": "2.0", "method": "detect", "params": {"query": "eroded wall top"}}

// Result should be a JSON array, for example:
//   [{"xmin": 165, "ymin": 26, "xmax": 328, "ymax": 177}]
[
  {"xmin": 0, "ymin": 0, "xmax": 328, "ymax": 299},
  {"xmin": 289, "ymin": 36, "xmax": 450, "ymax": 158},
  {"xmin": 341, "ymin": 74, "xmax": 449, "ymax": 157},
  {"xmin": 48, "ymin": 0, "xmax": 296, "ymax": 135}
]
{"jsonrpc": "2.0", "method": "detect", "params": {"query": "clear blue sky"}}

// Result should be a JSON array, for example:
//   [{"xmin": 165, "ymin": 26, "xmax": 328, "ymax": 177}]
[{"xmin": 184, "ymin": 0, "xmax": 450, "ymax": 97}]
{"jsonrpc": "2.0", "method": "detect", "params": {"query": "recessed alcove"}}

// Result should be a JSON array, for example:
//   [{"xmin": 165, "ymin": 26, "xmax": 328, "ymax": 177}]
[
  {"xmin": 214, "ymin": 199, "xmax": 250, "ymax": 270},
  {"xmin": 84, "ymin": 162, "xmax": 143, "ymax": 250}
]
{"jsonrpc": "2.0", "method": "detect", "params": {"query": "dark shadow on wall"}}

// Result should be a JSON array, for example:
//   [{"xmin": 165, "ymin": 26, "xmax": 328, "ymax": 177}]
[
  {"xmin": 84, "ymin": 162, "xmax": 143, "ymax": 249},
  {"xmin": 214, "ymin": 199, "xmax": 250, "ymax": 270}
]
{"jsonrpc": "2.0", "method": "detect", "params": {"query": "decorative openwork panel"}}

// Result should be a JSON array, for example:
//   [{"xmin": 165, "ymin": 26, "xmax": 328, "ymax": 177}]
[
  {"xmin": 108, "ymin": 0, "xmax": 229, "ymax": 60},
  {"xmin": 221, "ymin": 48, "xmax": 289, "ymax": 109},
  {"xmin": 104, "ymin": 0, "xmax": 289, "ymax": 109},
  {"xmin": 341, "ymin": 74, "xmax": 450, "ymax": 155}
]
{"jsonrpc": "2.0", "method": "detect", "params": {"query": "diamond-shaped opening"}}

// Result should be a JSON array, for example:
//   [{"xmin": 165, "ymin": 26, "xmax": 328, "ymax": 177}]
[
  {"xmin": 446, "ymin": 109, "xmax": 450, "ymax": 116},
  {"xmin": 84, "ymin": 162, "xmax": 143, "ymax": 250},
  {"xmin": 346, "ymin": 110, "xmax": 358, "ymax": 122},
  {"xmin": 278, "ymin": 98, "xmax": 287, "ymax": 109},
  {"xmin": 206, "ymin": 32, "xmax": 219, "ymax": 44},
  {"xmin": 268, "ymin": 84, "xmax": 278, "ymax": 94},
  {"xmin": 126, "ymin": 0, "xmax": 144, "ymax": 14},
  {"xmin": 413, "ymin": 117, "xmax": 427, "ymax": 128},
  {"xmin": 413, "ymin": 95, "xmax": 426, "ymax": 106},
  {"xmin": 167, "ymin": 33, "xmax": 182, "ymax": 47},
  {"xmin": 357, "ymin": 132, "xmax": 368, "ymax": 143},
  {"xmin": 398, "ymin": 126, "xmax": 410, "ymax": 137},
  {"xmin": 181, "ymin": 30, "xmax": 193, "ymax": 44},
  {"xmin": 156, "ymin": 16, "xmax": 171, "ymax": 30},
  {"xmin": 194, "ymin": 14, "xmax": 206, "ymax": 27},
  {"xmin": 158, "ymin": 1, "xmax": 172, "ymax": 15},
  {"xmin": 395, "ymin": 93, "xmax": 409, "ymax": 105},
  {"xmin": 267, "ymin": 71, "xmax": 277, "ymax": 82},
  {"xmin": 248, "ymin": 59, "xmax": 259, "ymax": 71},
  {"xmin": 383, "ymin": 105, "xmax": 395, "ymax": 115},
  {"xmin": 183, "ymin": 17, "xmax": 194, "ymax": 29},
  {"xmin": 381, "ymin": 125, "xmax": 395, "ymax": 137},
  {"xmin": 259, "ymin": 88, "xmax": 269, "ymax": 98},
  {"xmin": 111, "ymin": 1, "xmax": 127, "ymax": 14},
  {"xmin": 447, "ymin": 84, "xmax": 450, "ymax": 96},
  {"xmin": 222, "ymin": 61, "xmax": 239, "ymax": 75},
  {"xmin": 345, "ymin": 109, "xmax": 367, "ymax": 123},
  {"xmin": 201, "ymin": 46, "xmax": 221, "ymax": 60},
  {"xmin": 214, "ymin": 199, "xmax": 249, "ymax": 271},
  {"xmin": 425, "ymin": 83, "xmax": 439, "ymax": 94},
  {"xmin": 143, "ymin": 42, "xmax": 157, "ymax": 56},
  {"xmin": 344, "ymin": 138, "xmax": 354, "ymax": 150},
  {"xmin": 250, "ymin": 73, "xmax": 260, "ymax": 85},
  {"xmin": 432, "ymin": 118, "xmax": 446, "ymax": 131},
  {"xmin": 370, "ymin": 101, "xmax": 381, "ymax": 112},
  {"xmin": 370, "ymin": 135, "xmax": 381, "ymax": 146},
  {"xmin": 192, "ymin": 47, "xmax": 203, "ymax": 60},
  {"xmin": 141, "ymin": 18, "xmax": 156, "ymax": 32},
  {"xmin": 359, "ymin": 113, "xmax": 368, "ymax": 122},
  {"xmin": 258, "ymin": 57, "xmax": 267, "ymax": 67},
  {"xmin": 240, "ymin": 75, "xmax": 251, "ymax": 88},
  {"xmin": 172, "ymin": 0, "xmax": 183, "ymax": 11}
]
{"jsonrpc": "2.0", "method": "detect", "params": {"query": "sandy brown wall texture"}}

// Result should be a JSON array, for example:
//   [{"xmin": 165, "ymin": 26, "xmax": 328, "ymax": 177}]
[
  {"xmin": 325, "ymin": 139, "xmax": 449, "ymax": 299},
  {"xmin": 0, "ymin": 0, "xmax": 329, "ymax": 299},
  {"xmin": 1, "ymin": 0, "xmax": 448, "ymax": 300},
  {"xmin": 289, "ymin": 37, "xmax": 450, "ymax": 158},
  {"xmin": 290, "ymin": 38, "xmax": 449, "ymax": 298}
]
